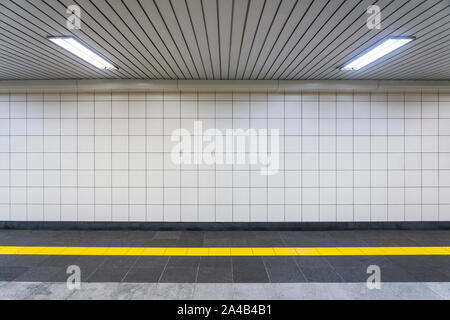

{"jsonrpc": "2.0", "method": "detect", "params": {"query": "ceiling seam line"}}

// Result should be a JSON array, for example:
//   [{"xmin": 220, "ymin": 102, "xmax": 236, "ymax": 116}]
[
  {"xmin": 105, "ymin": 0, "xmax": 171, "ymax": 79},
  {"xmin": 18, "ymin": 0, "xmax": 133, "ymax": 78},
  {"xmin": 258, "ymin": 0, "xmax": 317, "ymax": 79},
  {"xmin": 246, "ymin": 0, "xmax": 284, "ymax": 79},
  {"xmin": 357, "ymin": 34, "xmax": 450, "ymax": 79},
  {"xmin": 366, "ymin": 47, "xmax": 450, "ymax": 79},
  {"xmin": 234, "ymin": 0, "xmax": 251, "ymax": 79},
  {"xmin": 4, "ymin": 0, "xmax": 109, "ymax": 77},
  {"xmin": 240, "ymin": 0, "xmax": 268, "ymax": 80},
  {"xmin": 350, "ymin": 18, "xmax": 450, "ymax": 78},
  {"xmin": 283, "ymin": 0, "xmax": 367, "ymax": 80},
  {"xmin": 199, "ymin": 0, "xmax": 215, "ymax": 79},
  {"xmin": 167, "ymin": 0, "xmax": 201, "ymax": 79},
  {"xmin": 267, "ymin": 0, "xmax": 336, "ymax": 79},
  {"xmin": 136, "ymin": 0, "xmax": 188, "ymax": 79},
  {"xmin": 0, "ymin": 32, "xmax": 100, "ymax": 78},
  {"xmin": 0, "ymin": 12, "xmax": 107, "ymax": 78},
  {"xmin": 90, "ymin": 0, "xmax": 160, "ymax": 78},
  {"xmin": 68, "ymin": 0, "xmax": 154, "ymax": 78},
  {"xmin": 183, "ymin": 0, "xmax": 208, "ymax": 79},
  {"xmin": 152, "ymin": 0, "xmax": 194, "ymax": 79},
  {"xmin": 121, "ymin": 0, "xmax": 179, "ymax": 78},
  {"xmin": 309, "ymin": 0, "xmax": 438, "ymax": 79},
  {"xmin": 253, "ymin": 0, "xmax": 300, "ymax": 79}
]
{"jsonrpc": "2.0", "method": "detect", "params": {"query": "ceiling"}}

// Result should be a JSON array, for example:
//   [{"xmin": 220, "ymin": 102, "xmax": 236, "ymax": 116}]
[{"xmin": 0, "ymin": 0, "xmax": 449, "ymax": 81}]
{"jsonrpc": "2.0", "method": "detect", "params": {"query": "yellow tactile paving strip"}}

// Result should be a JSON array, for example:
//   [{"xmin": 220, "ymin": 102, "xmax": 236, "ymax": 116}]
[{"xmin": 0, "ymin": 246, "xmax": 449, "ymax": 256}]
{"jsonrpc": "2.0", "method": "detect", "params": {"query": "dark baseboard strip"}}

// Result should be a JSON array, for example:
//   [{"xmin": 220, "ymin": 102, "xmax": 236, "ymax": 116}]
[{"xmin": 0, "ymin": 221, "xmax": 449, "ymax": 231}]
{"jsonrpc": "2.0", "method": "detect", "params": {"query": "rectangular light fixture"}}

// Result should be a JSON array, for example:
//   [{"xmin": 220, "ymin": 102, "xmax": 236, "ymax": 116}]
[
  {"xmin": 48, "ymin": 36, "xmax": 117, "ymax": 70},
  {"xmin": 341, "ymin": 36, "xmax": 414, "ymax": 71}
]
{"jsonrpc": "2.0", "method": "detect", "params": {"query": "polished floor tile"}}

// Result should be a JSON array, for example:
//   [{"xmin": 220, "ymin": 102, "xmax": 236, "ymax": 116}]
[
  {"xmin": 232, "ymin": 257, "xmax": 269, "ymax": 283},
  {"xmin": 197, "ymin": 266, "xmax": 232, "ymax": 283},
  {"xmin": 0, "ymin": 266, "xmax": 29, "ymax": 281},
  {"xmin": 0, "ymin": 230, "xmax": 449, "ymax": 284},
  {"xmin": 300, "ymin": 267, "xmax": 344, "ymax": 283},
  {"xmin": 86, "ymin": 267, "xmax": 129, "ymax": 283},
  {"xmin": 122, "ymin": 267, "xmax": 164, "ymax": 283},
  {"xmin": 159, "ymin": 266, "xmax": 198, "ymax": 283}
]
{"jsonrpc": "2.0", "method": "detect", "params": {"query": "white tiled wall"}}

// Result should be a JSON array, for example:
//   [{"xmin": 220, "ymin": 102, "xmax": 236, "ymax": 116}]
[{"xmin": 0, "ymin": 90, "xmax": 449, "ymax": 222}]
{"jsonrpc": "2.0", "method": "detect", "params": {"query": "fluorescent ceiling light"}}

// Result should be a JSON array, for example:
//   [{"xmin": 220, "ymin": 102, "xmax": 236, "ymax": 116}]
[
  {"xmin": 48, "ymin": 36, "xmax": 117, "ymax": 70},
  {"xmin": 341, "ymin": 36, "xmax": 414, "ymax": 71}
]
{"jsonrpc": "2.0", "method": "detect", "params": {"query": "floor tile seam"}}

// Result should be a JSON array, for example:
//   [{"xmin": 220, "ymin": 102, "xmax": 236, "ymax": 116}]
[
  {"xmin": 120, "ymin": 256, "xmax": 141, "ymax": 282},
  {"xmin": 156, "ymin": 255, "xmax": 171, "ymax": 283}
]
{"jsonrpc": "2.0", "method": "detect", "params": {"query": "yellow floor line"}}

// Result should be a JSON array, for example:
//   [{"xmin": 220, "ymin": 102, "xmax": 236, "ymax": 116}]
[{"xmin": 0, "ymin": 246, "xmax": 449, "ymax": 256}]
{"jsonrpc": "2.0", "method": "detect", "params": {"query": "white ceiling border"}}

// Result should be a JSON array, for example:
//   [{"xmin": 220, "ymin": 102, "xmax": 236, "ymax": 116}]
[{"xmin": 0, "ymin": 79, "xmax": 449, "ymax": 93}]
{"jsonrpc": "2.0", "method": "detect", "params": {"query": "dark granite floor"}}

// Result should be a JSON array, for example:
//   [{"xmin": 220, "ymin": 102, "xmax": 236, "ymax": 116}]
[
  {"xmin": 0, "ymin": 230, "xmax": 449, "ymax": 283},
  {"xmin": 1, "ymin": 229, "xmax": 449, "ymax": 247}
]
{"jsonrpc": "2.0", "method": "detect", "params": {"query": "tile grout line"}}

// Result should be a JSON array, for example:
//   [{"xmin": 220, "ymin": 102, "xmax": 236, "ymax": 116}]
[
  {"xmin": 299, "ymin": 90, "xmax": 302, "ymax": 222},
  {"xmin": 162, "ymin": 90, "xmax": 165, "ymax": 222},
  {"xmin": 157, "ymin": 255, "xmax": 171, "ymax": 283},
  {"xmin": 76, "ymin": 92, "xmax": 79, "ymax": 222},
  {"xmin": 128, "ymin": 92, "xmax": 130, "ymax": 222},
  {"xmin": 420, "ymin": 89, "xmax": 423, "ymax": 222},
  {"xmin": 318, "ymin": 91, "xmax": 321, "ymax": 222},
  {"xmin": 145, "ymin": 92, "xmax": 148, "ymax": 222},
  {"xmin": 109, "ymin": 91, "xmax": 112, "ymax": 221},
  {"xmin": 231, "ymin": 92, "xmax": 236, "ymax": 221},
  {"xmin": 195, "ymin": 95, "xmax": 202, "ymax": 219},
  {"xmin": 260, "ymin": 255, "xmax": 271, "ymax": 283},
  {"xmin": 437, "ymin": 89, "xmax": 440, "ymax": 222},
  {"xmin": 120, "ymin": 255, "xmax": 140, "ymax": 282},
  {"xmin": 386, "ymin": 93, "xmax": 389, "ymax": 221},
  {"xmin": 25, "ymin": 91, "xmax": 28, "ymax": 221},
  {"xmin": 179, "ymin": 92, "xmax": 181, "ymax": 222},
  {"xmin": 214, "ymin": 91, "xmax": 217, "ymax": 223},
  {"xmin": 59, "ymin": 92, "xmax": 62, "ymax": 221},
  {"xmin": 94, "ymin": 93, "xmax": 96, "ymax": 222},
  {"xmin": 352, "ymin": 90, "xmax": 354, "ymax": 222},
  {"xmin": 335, "ymin": 90, "xmax": 337, "ymax": 222},
  {"xmin": 8, "ymin": 90, "xmax": 11, "ymax": 221},
  {"xmin": 283, "ymin": 91, "xmax": 286, "ymax": 222},
  {"xmin": 402, "ymin": 92, "xmax": 408, "ymax": 221},
  {"xmin": 369, "ymin": 92, "xmax": 372, "ymax": 222}
]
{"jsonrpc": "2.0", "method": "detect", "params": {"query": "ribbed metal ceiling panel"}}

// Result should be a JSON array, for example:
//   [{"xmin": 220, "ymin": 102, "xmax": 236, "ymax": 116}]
[{"xmin": 0, "ymin": 0, "xmax": 448, "ymax": 80}]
